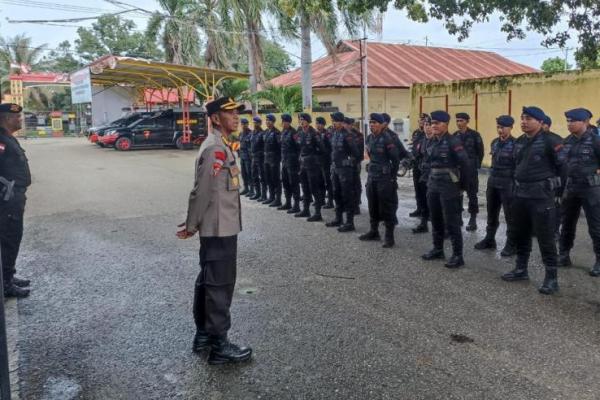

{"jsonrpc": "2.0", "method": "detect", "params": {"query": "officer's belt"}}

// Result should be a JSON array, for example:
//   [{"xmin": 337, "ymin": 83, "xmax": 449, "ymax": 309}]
[
  {"xmin": 430, "ymin": 168, "xmax": 460, "ymax": 183},
  {"xmin": 515, "ymin": 176, "xmax": 561, "ymax": 190},
  {"xmin": 490, "ymin": 169, "xmax": 513, "ymax": 178}
]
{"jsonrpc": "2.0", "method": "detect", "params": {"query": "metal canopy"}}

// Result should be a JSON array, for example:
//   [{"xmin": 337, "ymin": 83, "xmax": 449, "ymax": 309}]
[{"xmin": 88, "ymin": 55, "xmax": 249, "ymax": 100}]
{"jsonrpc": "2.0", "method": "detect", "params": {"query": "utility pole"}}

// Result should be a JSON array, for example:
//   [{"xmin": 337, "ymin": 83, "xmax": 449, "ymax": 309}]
[
  {"xmin": 361, "ymin": 24, "xmax": 369, "ymax": 137},
  {"xmin": 564, "ymin": 47, "xmax": 569, "ymax": 71},
  {"xmin": 425, "ymin": 36, "xmax": 429, "ymax": 46}
]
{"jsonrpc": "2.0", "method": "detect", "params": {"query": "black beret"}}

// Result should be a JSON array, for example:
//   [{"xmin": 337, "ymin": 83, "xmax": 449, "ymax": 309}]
[
  {"xmin": 381, "ymin": 113, "xmax": 391, "ymax": 123},
  {"xmin": 205, "ymin": 97, "xmax": 244, "ymax": 116},
  {"xmin": 299, "ymin": 113, "xmax": 312, "ymax": 123},
  {"xmin": 344, "ymin": 117, "xmax": 355, "ymax": 124},
  {"xmin": 496, "ymin": 115, "xmax": 514, "ymax": 127},
  {"xmin": 240, "ymin": 118, "xmax": 249, "ymax": 124},
  {"xmin": 522, "ymin": 106, "xmax": 546, "ymax": 122},
  {"xmin": 430, "ymin": 110, "xmax": 450, "ymax": 123},
  {"xmin": 315, "ymin": 117, "xmax": 326, "ymax": 125},
  {"xmin": 330, "ymin": 112, "xmax": 345, "ymax": 122},
  {"xmin": 266, "ymin": 114, "xmax": 276, "ymax": 122},
  {"xmin": 369, "ymin": 113, "xmax": 385, "ymax": 124},
  {"xmin": 281, "ymin": 114, "xmax": 292, "ymax": 123},
  {"xmin": 455, "ymin": 112, "xmax": 470, "ymax": 120},
  {"xmin": 0, "ymin": 103, "xmax": 23, "ymax": 113},
  {"xmin": 565, "ymin": 108, "xmax": 592, "ymax": 122},
  {"xmin": 253, "ymin": 116, "xmax": 262, "ymax": 123},
  {"xmin": 542, "ymin": 115, "xmax": 552, "ymax": 126}
]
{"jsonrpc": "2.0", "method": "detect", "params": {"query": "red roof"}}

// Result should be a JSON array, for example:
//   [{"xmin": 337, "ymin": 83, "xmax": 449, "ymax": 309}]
[{"xmin": 269, "ymin": 40, "xmax": 538, "ymax": 88}]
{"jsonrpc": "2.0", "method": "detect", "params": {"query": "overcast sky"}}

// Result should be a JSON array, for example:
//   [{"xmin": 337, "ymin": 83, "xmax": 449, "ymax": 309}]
[{"xmin": 0, "ymin": 0, "xmax": 579, "ymax": 70}]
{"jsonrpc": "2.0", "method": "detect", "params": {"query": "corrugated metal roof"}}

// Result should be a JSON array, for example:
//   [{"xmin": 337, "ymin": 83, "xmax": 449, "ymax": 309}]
[{"xmin": 269, "ymin": 40, "xmax": 538, "ymax": 88}]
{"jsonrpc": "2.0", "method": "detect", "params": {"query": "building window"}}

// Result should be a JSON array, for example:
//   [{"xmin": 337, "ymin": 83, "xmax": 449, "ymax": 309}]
[{"xmin": 319, "ymin": 101, "xmax": 332, "ymax": 108}]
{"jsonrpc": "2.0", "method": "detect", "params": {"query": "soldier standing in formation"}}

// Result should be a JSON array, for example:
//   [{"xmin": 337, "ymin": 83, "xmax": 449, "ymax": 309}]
[
  {"xmin": 263, "ymin": 114, "xmax": 282, "ymax": 207},
  {"xmin": 542, "ymin": 115, "xmax": 564, "ymax": 241},
  {"xmin": 558, "ymin": 108, "xmax": 600, "ymax": 276},
  {"xmin": 453, "ymin": 113, "xmax": 484, "ymax": 231},
  {"xmin": 412, "ymin": 116, "xmax": 433, "ymax": 234},
  {"xmin": 474, "ymin": 115, "xmax": 516, "ymax": 256},
  {"xmin": 326, "ymin": 112, "xmax": 361, "ymax": 232},
  {"xmin": 422, "ymin": 111, "xmax": 472, "ymax": 269},
  {"xmin": 501, "ymin": 106, "xmax": 565, "ymax": 295},
  {"xmin": 238, "ymin": 118, "xmax": 253, "ymax": 196},
  {"xmin": 410, "ymin": 114, "xmax": 428, "ymax": 217},
  {"xmin": 316, "ymin": 117, "xmax": 334, "ymax": 209},
  {"xmin": 344, "ymin": 117, "xmax": 364, "ymax": 215},
  {"xmin": 295, "ymin": 113, "xmax": 325, "ymax": 222},
  {"xmin": 249, "ymin": 116, "xmax": 266, "ymax": 201},
  {"xmin": 178, "ymin": 97, "xmax": 251, "ymax": 365},
  {"xmin": 382, "ymin": 112, "xmax": 410, "ymax": 225},
  {"xmin": 0, "ymin": 103, "xmax": 31, "ymax": 298},
  {"xmin": 359, "ymin": 113, "xmax": 400, "ymax": 248},
  {"xmin": 279, "ymin": 114, "xmax": 301, "ymax": 214}
]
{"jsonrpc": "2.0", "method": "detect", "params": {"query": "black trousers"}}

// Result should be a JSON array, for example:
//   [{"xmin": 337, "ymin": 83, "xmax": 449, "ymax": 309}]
[
  {"xmin": 193, "ymin": 236, "xmax": 237, "ymax": 337},
  {"xmin": 264, "ymin": 160, "xmax": 281, "ymax": 198},
  {"xmin": 428, "ymin": 191, "xmax": 463, "ymax": 256},
  {"xmin": 413, "ymin": 167, "xmax": 424, "ymax": 210},
  {"xmin": 281, "ymin": 164, "xmax": 300, "ymax": 202},
  {"xmin": 251, "ymin": 157, "xmax": 265, "ymax": 189},
  {"xmin": 366, "ymin": 178, "xmax": 397, "ymax": 226},
  {"xmin": 486, "ymin": 185, "xmax": 514, "ymax": 244},
  {"xmin": 240, "ymin": 158, "xmax": 252, "ymax": 189},
  {"xmin": 322, "ymin": 161, "xmax": 333, "ymax": 201},
  {"xmin": 354, "ymin": 164, "xmax": 362, "ymax": 207},
  {"xmin": 300, "ymin": 166, "xmax": 325, "ymax": 207},
  {"xmin": 416, "ymin": 179, "xmax": 429, "ymax": 220},
  {"xmin": 559, "ymin": 191, "xmax": 600, "ymax": 258},
  {"xmin": 332, "ymin": 167, "xmax": 355, "ymax": 214},
  {"xmin": 0, "ymin": 192, "xmax": 26, "ymax": 281},
  {"xmin": 512, "ymin": 197, "xmax": 557, "ymax": 271},
  {"xmin": 466, "ymin": 164, "xmax": 479, "ymax": 214}
]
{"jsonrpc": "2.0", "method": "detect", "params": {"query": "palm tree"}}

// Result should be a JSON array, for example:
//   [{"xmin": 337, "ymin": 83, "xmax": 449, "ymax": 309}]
[
  {"xmin": 253, "ymin": 84, "xmax": 318, "ymax": 114},
  {"xmin": 0, "ymin": 34, "xmax": 46, "ymax": 75}
]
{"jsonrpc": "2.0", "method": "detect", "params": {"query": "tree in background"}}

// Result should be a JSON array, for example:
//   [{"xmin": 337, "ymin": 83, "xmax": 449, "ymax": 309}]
[
  {"xmin": 230, "ymin": 40, "xmax": 295, "ymax": 81},
  {"xmin": 252, "ymin": 84, "xmax": 318, "ymax": 114},
  {"xmin": 0, "ymin": 34, "xmax": 46, "ymax": 75},
  {"xmin": 75, "ymin": 14, "xmax": 163, "ymax": 62},
  {"xmin": 341, "ymin": 0, "xmax": 600, "ymax": 69},
  {"xmin": 540, "ymin": 57, "xmax": 572, "ymax": 73},
  {"xmin": 40, "ymin": 41, "xmax": 82, "ymax": 73}
]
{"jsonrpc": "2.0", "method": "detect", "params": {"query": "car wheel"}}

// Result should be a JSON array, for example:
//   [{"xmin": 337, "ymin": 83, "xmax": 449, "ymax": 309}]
[
  {"xmin": 115, "ymin": 137, "xmax": 132, "ymax": 151},
  {"xmin": 175, "ymin": 136, "xmax": 185, "ymax": 150}
]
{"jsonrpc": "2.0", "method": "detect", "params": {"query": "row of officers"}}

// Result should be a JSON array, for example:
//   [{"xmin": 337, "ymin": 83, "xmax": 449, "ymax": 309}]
[{"xmin": 239, "ymin": 106, "xmax": 600, "ymax": 296}]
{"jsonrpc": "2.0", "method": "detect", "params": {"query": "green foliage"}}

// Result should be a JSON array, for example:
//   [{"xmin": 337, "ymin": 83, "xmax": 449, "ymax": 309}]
[
  {"xmin": 75, "ymin": 14, "xmax": 163, "ymax": 62},
  {"xmin": 252, "ymin": 84, "xmax": 318, "ymax": 114},
  {"xmin": 540, "ymin": 57, "xmax": 571, "ymax": 73},
  {"xmin": 0, "ymin": 34, "xmax": 46, "ymax": 74},
  {"xmin": 39, "ymin": 41, "xmax": 82, "ymax": 73},
  {"xmin": 216, "ymin": 79, "xmax": 250, "ymax": 101},
  {"xmin": 230, "ymin": 40, "xmax": 295, "ymax": 80}
]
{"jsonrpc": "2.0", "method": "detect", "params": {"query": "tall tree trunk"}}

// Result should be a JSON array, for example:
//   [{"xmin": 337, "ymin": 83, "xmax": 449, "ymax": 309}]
[
  {"xmin": 300, "ymin": 10, "xmax": 312, "ymax": 112},
  {"xmin": 246, "ymin": 24, "xmax": 258, "ymax": 114}
]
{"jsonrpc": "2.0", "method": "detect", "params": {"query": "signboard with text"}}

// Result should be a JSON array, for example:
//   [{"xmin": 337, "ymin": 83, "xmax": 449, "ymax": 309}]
[{"xmin": 70, "ymin": 67, "xmax": 92, "ymax": 104}]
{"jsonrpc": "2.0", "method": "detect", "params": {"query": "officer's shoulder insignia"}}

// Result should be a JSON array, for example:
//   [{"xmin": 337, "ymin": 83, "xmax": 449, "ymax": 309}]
[{"xmin": 213, "ymin": 150, "xmax": 227, "ymax": 176}]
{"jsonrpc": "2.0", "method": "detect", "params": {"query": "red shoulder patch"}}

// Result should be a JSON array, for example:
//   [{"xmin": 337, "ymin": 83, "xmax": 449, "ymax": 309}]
[{"xmin": 214, "ymin": 150, "xmax": 226, "ymax": 161}]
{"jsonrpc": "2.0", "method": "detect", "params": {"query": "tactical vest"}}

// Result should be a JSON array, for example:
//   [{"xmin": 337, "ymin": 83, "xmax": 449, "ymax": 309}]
[
  {"xmin": 264, "ymin": 128, "xmax": 281, "ymax": 163},
  {"xmin": 250, "ymin": 130, "xmax": 265, "ymax": 159},
  {"xmin": 0, "ymin": 133, "xmax": 31, "ymax": 188},
  {"xmin": 281, "ymin": 127, "xmax": 300, "ymax": 164}
]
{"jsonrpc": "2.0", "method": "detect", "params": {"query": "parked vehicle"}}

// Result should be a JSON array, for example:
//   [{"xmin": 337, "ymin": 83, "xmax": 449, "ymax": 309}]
[{"xmin": 88, "ymin": 113, "xmax": 153, "ymax": 146}]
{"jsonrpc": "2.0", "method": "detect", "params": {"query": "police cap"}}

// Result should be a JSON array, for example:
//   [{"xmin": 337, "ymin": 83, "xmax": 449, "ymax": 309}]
[
  {"xmin": 522, "ymin": 106, "xmax": 546, "ymax": 122},
  {"xmin": 205, "ymin": 97, "xmax": 244, "ymax": 116},
  {"xmin": 330, "ymin": 112, "xmax": 345, "ymax": 122},
  {"xmin": 565, "ymin": 108, "xmax": 592, "ymax": 122},
  {"xmin": 430, "ymin": 110, "xmax": 450, "ymax": 123},
  {"xmin": 496, "ymin": 115, "xmax": 514, "ymax": 128}
]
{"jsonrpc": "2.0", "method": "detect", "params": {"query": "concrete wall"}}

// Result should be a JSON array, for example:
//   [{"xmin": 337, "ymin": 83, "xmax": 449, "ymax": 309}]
[
  {"xmin": 410, "ymin": 69, "xmax": 600, "ymax": 166},
  {"xmin": 91, "ymin": 86, "xmax": 137, "ymax": 127}
]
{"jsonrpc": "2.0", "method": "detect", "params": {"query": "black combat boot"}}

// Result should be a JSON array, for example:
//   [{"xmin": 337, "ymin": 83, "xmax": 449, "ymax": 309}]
[
  {"xmin": 192, "ymin": 330, "xmax": 211, "ymax": 353},
  {"xmin": 258, "ymin": 184, "xmax": 268, "ymax": 202},
  {"xmin": 412, "ymin": 218, "xmax": 428, "ymax": 234},
  {"xmin": 445, "ymin": 255, "xmax": 464, "ymax": 268},
  {"xmin": 338, "ymin": 213, "xmax": 355, "ymax": 232},
  {"xmin": 500, "ymin": 242, "xmax": 516, "ymax": 257},
  {"xmin": 245, "ymin": 185, "xmax": 255, "ymax": 197},
  {"xmin": 208, "ymin": 336, "xmax": 252, "ymax": 365},
  {"xmin": 326, "ymin": 211, "xmax": 343, "ymax": 227},
  {"xmin": 295, "ymin": 202, "xmax": 311, "ymax": 218},
  {"xmin": 307, "ymin": 205, "xmax": 323, "ymax": 222},
  {"xmin": 466, "ymin": 213, "xmax": 477, "ymax": 231},
  {"xmin": 382, "ymin": 224, "xmax": 395, "ymax": 248},
  {"xmin": 240, "ymin": 186, "xmax": 249, "ymax": 196},
  {"xmin": 558, "ymin": 250, "xmax": 572, "ymax": 267},
  {"xmin": 474, "ymin": 235, "xmax": 496, "ymax": 250},
  {"xmin": 249, "ymin": 186, "xmax": 261, "ymax": 200},
  {"xmin": 501, "ymin": 267, "xmax": 529, "ymax": 281},
  {"xmin": 538, "ymin": 269, "xmax": 559, "ymax": 295},
  {"xmin": 12, "ymin": 276, "xmax": 30, "ymax": 287},
  {"xmin": 323, "ymin": 197, "xmax": 334, "ymax": 209},
  {"xmin": 422, "ymin": 248, "xmax": 445, "ymax": 260},
  {"xmin": 269, "ymin": 193, "xmax": 282, "ymax": 207},
  {"xmin": 409, "ymin": 209, "xmax": 422, "ymax": 217},
  {"xmin": 278, "ymin": 197, "xmax": 292, "ymax": 210},
  {"xmin": 589, "ymin": 258, "xmax": 600, "ymax": 277},
  {"xmin": 262, "ymin": 191, "xmax": 274, "ymax": 204},
  {"xmin": 3, "ymin": 278, "xmax": 30, "ymax": 298},
  {"xmin": 287, "ymin": 199, "xmax": 301, "ymax": 214},
  {"xmin": 359, "ymin": 223, "xmax": 380, "ymax": 241}
]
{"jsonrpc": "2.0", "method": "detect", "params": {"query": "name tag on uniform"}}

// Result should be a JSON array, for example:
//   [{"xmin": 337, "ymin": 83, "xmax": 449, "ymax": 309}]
[{"xmin": 228, "ymin": 166, "xmax": 240, "ymax": 191}]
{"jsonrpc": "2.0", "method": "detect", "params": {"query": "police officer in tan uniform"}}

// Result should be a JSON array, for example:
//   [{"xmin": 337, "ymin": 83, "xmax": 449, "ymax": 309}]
[{"xmin": 177, "ymin": 97, "xmax": 252, "ymax": 365}]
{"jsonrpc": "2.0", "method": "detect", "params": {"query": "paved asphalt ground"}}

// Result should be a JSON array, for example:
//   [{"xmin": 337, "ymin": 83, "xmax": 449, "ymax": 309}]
[{"xmin": 8, "ymin": 138, "xmax": 600, "ymax": 399}]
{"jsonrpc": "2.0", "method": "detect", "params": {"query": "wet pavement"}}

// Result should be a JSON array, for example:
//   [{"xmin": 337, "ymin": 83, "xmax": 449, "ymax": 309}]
[{"xmin": 10, "ymin": 138, "xmax": 600, "ymax": 399}]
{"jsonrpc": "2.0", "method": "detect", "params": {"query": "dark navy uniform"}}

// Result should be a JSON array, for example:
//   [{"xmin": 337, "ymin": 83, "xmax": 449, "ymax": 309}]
[
  {"xmin": 352, "ymin": 128, "xmax": 365, "ymax": 213},
  {"xmin": 411, "ymin": 128, "xmax": 427, "ymax": 216},
  {"xmin": 320, "ymin": 126, "xmax": 334, "ymax": 208},
  {"xmin": 263, "ymin": 126, "xmax": 282, "ymax": 206},
  {"xmin": 238, "ymin": 126, "xmax": 253, "ymax": 195},
  {"xmin": 424, "ymin": 132, "xmax": 471, "ymax": 267},
  {"xmin": 364, "ymin": 130, "xmax": 400, "ymax": 246},
  {"xmin": 327, "ymin": 126, "xmax": 361, "ymax": 231},
  {"xmin": 559, "ymin": 130, "xmax": 600, "ymax": 275},
  {"xmin": 280, "ymin": 124, "xmax": 301, "ymax": 212},
  {"xmin": 412, "ymin": 134, "xmax": 432, "ymax": 233},
  {"xmin": 453, "ymin": 128, "xmax": 484, "ymax": 221},
  {"xmin": 0, "ymin": 126, "xmax": 31, "ymax": 294},
  {"xmin": 385, "ymin": 127, "xmax": 409, "ymax": 224},
  {"xmin": 249, "ymin": 128, "xmax": 266, "ymax": 200},
  {"xmin": 476, "ymin": 136, "xmax": 516, "ymax": 253},
  {"xmin": 296, "ymin": 125, "xmax": 325, "ymax": 219}
]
